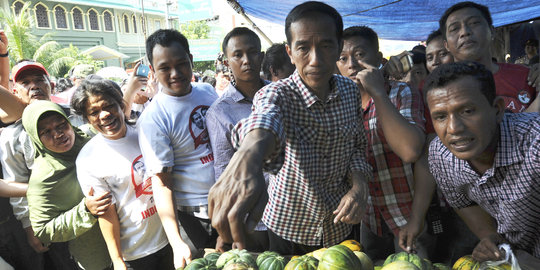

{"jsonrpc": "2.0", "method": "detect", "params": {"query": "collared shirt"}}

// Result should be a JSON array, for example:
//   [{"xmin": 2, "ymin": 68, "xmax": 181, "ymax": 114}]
[
  {"xmin": 362, "ymin": 81, "xmax": 425, "ymax": 236},
  {"xmin": 206, "ymin": 81, "xmax": 269, "ymax": 180},
  {"xmin": 429, "ymin": 113, "xmax": 540, "ymax": 257},
  {"xmin": 231, "ymin": 71, "xmax": 372, "ymax": 246}
]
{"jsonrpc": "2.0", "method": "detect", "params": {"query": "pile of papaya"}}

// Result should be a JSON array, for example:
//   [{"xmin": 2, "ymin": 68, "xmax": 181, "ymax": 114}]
[{"xmin": 180, "ymin": 239, "xmax": 512, "ymax": 270}]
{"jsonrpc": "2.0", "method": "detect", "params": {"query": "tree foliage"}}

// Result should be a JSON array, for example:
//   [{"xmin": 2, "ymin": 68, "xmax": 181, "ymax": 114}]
[
  {"xmin": 0, "ymin": 1, "xmax": 100, "ymax": 78},
  {"xmin": 179, "ymin": 20, "xmax": 210, "ymax": 40}
]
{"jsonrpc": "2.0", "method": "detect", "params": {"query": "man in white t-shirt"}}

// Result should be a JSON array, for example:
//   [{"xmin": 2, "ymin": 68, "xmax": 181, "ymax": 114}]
[{"xmin": 138, "ymin": 29, "xmax": 218, "ymax": 268}]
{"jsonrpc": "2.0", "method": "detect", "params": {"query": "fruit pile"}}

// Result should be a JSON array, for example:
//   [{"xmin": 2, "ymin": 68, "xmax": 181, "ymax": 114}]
[{"xmin": 181, "ymin": 240, "xmax": 512, "ymax": 270}]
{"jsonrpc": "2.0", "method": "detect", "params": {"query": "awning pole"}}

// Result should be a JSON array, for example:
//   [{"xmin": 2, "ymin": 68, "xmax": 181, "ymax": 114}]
[{"xmin": 226, "ymin": 0, "xmax": 273, "ymax": 46}]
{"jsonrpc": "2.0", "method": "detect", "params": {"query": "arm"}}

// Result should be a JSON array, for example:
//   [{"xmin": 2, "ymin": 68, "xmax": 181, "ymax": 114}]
[
  {"xmin": 0, "ymin": 179, "xmax": 27, "ymax": 197},
  {"xmin": 151, "ymin": 172, "xmax": 191, "ymax": 269},
  {"xmin": 31, "ymin": 198, "xmax": 98, "ymax": 243},
  {"xmin": 525, "ymin": 64, "xmax": 539, "ymax": 113},
  {"xmin": 333, "ymin": 170, "xmax": 369, "ymax": 224},
  {"xmin": 97, "ymin": 204, "xmax": 126, "ymax": 270},
  {"xmin": 122, "ymin": 62, "xmax": 148, "ymax": 118},
  {"xmin": 357, "ymin": 63, "xmax": 425, "ymax": 163},
  {"xmin": 0, "ymin": 30, "xmax": 9, "ymax": 90},
  {"xmin": 399, "ymin": 133, "xmax": 437, "ymax": 252},
  {"xmin": 208, "ymin": 129, "xmax": 275, "ymax": 250},
  {"xmin": 455, "ymin": 205, "xmax": 504, "ymax": 262}
]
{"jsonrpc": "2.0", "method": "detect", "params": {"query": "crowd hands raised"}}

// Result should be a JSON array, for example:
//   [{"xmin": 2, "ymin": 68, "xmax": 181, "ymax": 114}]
[{"xmin": 0, "ymin": 1, "xmax": 539, "ymax": 270}]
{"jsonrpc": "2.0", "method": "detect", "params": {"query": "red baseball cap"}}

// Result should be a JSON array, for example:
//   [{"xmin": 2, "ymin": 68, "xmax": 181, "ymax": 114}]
[{"xmin": 11, "ymin": 61, "xmax": 49, "ymax": 83}]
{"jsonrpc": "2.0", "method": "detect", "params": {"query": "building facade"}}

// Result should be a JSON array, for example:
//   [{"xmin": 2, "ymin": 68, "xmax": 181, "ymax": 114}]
[{"xmin": 1, "ymin": 0, "xmax": 175, "ymax": 66}]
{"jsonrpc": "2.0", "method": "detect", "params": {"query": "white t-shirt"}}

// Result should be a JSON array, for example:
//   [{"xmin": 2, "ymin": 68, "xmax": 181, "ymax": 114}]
[
  {"xmin": 76, "ymin": 125, "xmax": 168, "ymax": 261},
  {"xmin": 138, "ymin": 83, "xmax": 218, "ymax": 208}
]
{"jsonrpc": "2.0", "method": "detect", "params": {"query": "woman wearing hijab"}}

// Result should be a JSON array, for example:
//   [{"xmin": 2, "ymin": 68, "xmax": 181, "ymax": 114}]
[
  {"xmin": 22, "ymin": 100, "xmax": 112, "ymax": 270},
  {"xmin": 72, "ymin": 79, "xmax": 172, "ymax": 270}
]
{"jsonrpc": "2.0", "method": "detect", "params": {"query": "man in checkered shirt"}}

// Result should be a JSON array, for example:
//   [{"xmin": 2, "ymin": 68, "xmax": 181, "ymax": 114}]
[
  {"xmin": 208, "ymin": 1, "xmax": 372, "ymax": 254},
  {"xmin": 335, "ymin": 26, "xmax": 428, "ymax": 261},
  {"xmin": 426, "ymin": 61, "xmax": 540, "ymax": 266}
]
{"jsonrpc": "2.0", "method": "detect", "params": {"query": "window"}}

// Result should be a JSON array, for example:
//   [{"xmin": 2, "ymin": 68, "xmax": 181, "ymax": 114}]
[
  {"xmin": 132, "ymin": 15, "xmax": 137, "ymax": 33},
  {"xmin": 35, "ymin": 3, "xmax": 50, "ymax": 28},
  {"xmin": 154, "ymin": 19, "xmax": 161, "ymax": 30},
  {"xmin": 88, "ymin": 9, "xmax": 99, "ymax": 30},
  {"xmin": 13, "ymin": 1, "xmax": 24, "ymax": 15},
  {"xmin": 103, "ymin": 11, "xmax": 113, "ymax": 32},
  {"xmin": 123, "ymin": 14, "xmax": 129, "ymax": 33},
  {"xmin": 54, "ymin": 6, "xmax": 67, "ymax": 29},
  {"xmin": 72, "ymin": 8, "xmax": 84, "ymax": 30}
]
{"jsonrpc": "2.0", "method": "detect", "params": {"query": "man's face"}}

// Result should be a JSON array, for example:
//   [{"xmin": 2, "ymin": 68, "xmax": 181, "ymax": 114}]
[
  {"xmin": 336, "ymin": 36, "xmax": 381, "ymax": 89},
  {"xmin": 444, "ymin": 7, "xmax": 494, "ymax": 62},
  {"xmin": 426, "ymin": 37, "xmax": 454, "ymax": 73},
  {"xmin": 14, "ymin": 71, "xmax": 52, "ymax": 104},
  {"xmin": 403, "ymin": 63, "xmax": 428, "ymax": 90},
  {"xmin": 525, "ymin": 44, "xmax": 538, "ymax": 56},
  {"xmin": 225, "ymin": 35, "xmax": 264, "ymax": 84},
  {"xmin": 85, "ymin": 94, "xmax": 127, "ymax": 140},
  {"xmin": 151, "ymin": 42, "xmax": 193, "ymax": 96},
  {"xmin": 192, "ymin": 112, "xmax": 204, "ymax": 130},
  {"xmin": 427, "ymin": 76, "xmax": 503, "ymax": 164},
  {"xmin": 286, "ymin": 14, "xmax": 341, "ymax": 94},
  {"xmin": 38, "ymin": 113, "xmax": 75, "ymax": 153}
]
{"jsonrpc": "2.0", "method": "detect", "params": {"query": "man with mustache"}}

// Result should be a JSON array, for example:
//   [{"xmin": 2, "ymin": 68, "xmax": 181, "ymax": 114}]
[
  {"xmin": 440, "ymin": 1, "xmax": 540, "ymax": 113},
  {"xmin": 335, "ymin": 25, "xmax": 427, "ymax": 261},
  {"xmin": 208, "ymin": 1, "xmax": 372, "ymax": 254},
  {"xmin": 0, "ymin": 60, "xmax": 84, "ymax": 269}
]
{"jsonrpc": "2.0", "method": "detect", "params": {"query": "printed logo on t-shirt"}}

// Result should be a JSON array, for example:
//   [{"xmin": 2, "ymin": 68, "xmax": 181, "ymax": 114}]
[
  {"xmin": 189, "ymin": 105, "xmax": 210, "ymax": 149},
  {"xmin": 518, "ymin": 89, "xmax": 531, "ymax": 105},
  {"xmin": 131, "ymin": 155, "xmax": 153, "ymax": 198}
]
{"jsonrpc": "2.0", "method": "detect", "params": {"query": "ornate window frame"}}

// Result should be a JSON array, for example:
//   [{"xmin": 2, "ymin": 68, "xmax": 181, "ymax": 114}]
[{"xmin": 34, "ymin": 2, "xmax": 52, "ymax": 29}]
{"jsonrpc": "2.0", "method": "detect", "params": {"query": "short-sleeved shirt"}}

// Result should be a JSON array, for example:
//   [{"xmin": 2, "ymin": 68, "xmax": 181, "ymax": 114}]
[
  {"xmin": 77, "ymin": 125, "xmax": 168, "ymax": 261},
  {"xmin": 362, "ymin": 81, "xmax": 425, "ymax": 236},
  {"xmin": 493, "ymin": 63, "xmax": 536, "ymax": 113},
  {"xmin": 231, "ymin": 71, "xmax": 372, "ymax": 246},
  {"xmin": 429, "ymin": 113, "xmax": 540, "ymax": 257},
  {"xmin": 138, "ymin": 83, "xmax": 218, "ymax": 207}
]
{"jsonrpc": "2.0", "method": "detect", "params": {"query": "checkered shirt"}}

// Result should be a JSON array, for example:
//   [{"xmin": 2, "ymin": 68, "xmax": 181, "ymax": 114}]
[
  {"xmin": 362, "ymin": 81, "xmax": 425, "ymax": 236},
  {"xmin": 429, "ymin": 113, "xmax": 540, "ymax": 257},
  {"xmin": 231, "ymin": 71, "xmax": 372, "ymax": 246}
]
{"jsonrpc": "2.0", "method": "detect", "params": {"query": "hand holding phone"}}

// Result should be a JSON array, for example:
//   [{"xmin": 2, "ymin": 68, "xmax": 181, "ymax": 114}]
[{"xmin": 135, "ymin": 64, "xmax": 150, "ymax": 77}]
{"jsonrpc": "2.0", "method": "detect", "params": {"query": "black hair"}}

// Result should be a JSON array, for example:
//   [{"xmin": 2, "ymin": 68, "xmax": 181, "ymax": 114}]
[
  {"xmin": 262, "ymin": 43, "xmax": 290, "ymax": 80},
  {"xmin": 342, "ymin": 26, "xmax": 379, "ymax": 52},
  {"xmin": 525, "ymin": 38, "xmax": 539, "ymax": 48},
  {"xmin": 71, "ymin": 79, "xmax": 125, "ymax": 121},
  {"xmin": 285, "ymin": 1, "xmax": 343, "ymax": 45},
  {"xmin": 55, "ymin": 78, "xmax": 73, "ymax": 93},
  {"xmin": 424, "ymin": 61, "xmax": 495, "ymax": 105},
  {"xmin": 222, "ymin": 27, "xmax": 261, "ymax": 56},
  {"xmin": 426, "ymin": 29, "xmax": 443, "ymax": 45},
  {"xmin": 439, "ymin": 2, "xmax": 492, "ymax": 39},
  {"xmin": 146, "ymin": 29, "xmax": 190, "ymax": 65}
]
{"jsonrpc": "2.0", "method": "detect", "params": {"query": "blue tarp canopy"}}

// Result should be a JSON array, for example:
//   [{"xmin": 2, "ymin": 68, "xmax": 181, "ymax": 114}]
[{"xmin": 234, "ymin": 0, "xmax": 540, "ymax": 41}]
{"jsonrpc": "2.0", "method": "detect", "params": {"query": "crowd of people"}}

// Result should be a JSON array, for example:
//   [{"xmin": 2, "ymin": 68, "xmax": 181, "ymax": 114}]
[{"xmin": 0, "ymin": 1, "xmax": 539, "ymax": 269}]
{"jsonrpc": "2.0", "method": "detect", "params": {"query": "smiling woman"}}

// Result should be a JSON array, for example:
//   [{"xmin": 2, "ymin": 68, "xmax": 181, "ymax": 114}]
[
  {"xmin": 21, "ymin": 100, "xmax": 112, "ymax": 270},
  {"xmin": 71, "ymin": 79, "xmax": 173, "ymax": 270}
]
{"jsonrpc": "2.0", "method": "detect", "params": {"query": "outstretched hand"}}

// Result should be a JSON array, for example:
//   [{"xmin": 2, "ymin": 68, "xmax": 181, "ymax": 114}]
[{"xmin": 208, "ymin": 130, "xmax": 271, "ymax": 250}]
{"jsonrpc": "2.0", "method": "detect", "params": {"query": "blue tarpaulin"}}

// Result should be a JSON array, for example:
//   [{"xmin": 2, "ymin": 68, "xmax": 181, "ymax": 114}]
[{"xmin": 234, "ymin": 0, "xmax": 540, "ymax": 41}]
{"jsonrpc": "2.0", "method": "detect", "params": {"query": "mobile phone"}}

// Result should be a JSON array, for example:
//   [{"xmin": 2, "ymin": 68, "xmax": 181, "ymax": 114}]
[
  {"xmin": 135, "ymin": 64, "xmax": 150, "ymax": 77},
  {"xmin": 400, "ymin": 54, "xmax": 413, "ymax": 73}
]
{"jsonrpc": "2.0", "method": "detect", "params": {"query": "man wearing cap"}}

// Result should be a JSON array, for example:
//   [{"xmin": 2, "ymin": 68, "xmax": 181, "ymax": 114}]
[
  {"xmin": 0, "ymin": 60, "xmax": 79, "ymax": 269},
  {"xmin": 55, "ymin": 64, "xmax": 95, "ymax": 105}
]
